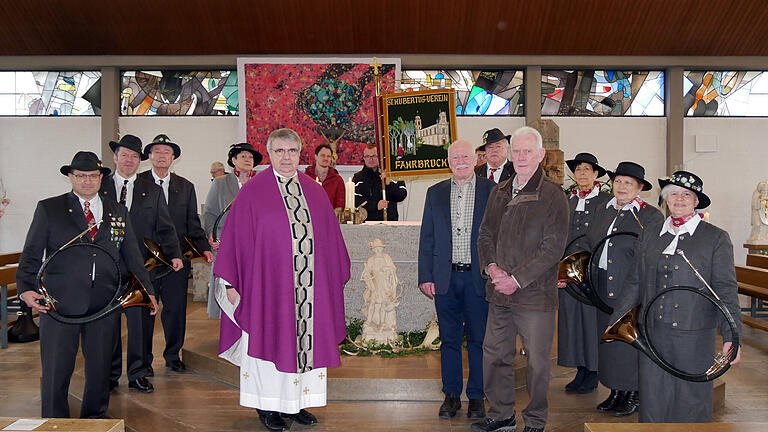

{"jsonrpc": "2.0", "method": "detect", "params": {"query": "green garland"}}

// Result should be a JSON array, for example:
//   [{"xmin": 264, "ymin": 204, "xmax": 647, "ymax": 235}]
[{"xmin": 339, "ymin": 317, "xmax": 441, "ymax": 358}]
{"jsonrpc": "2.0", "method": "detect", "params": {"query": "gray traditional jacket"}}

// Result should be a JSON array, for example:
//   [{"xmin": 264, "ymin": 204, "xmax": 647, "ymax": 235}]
[
  {"xmin": 203, "ymin": 172, "xmax": 240, "ymax": 239},
  {"xmin": 609, "ymin": 218, "xmax": 742, "ymax": 342}
]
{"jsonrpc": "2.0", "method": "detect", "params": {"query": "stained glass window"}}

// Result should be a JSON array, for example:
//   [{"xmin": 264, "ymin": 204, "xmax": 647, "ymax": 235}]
[
  {"xmin": 400, "ymin": 70, "xmax": 524, "ymax": 116},
  {"xmin": 684, "ymin": 71, "xmax": 768, "ymax": 116},
  {"xmin": 120, "ymin": 70, "xmax": 238, "ymax": 116},
  {"xmin": 0, "ymin": 71, "xmax": 101, "ymax": 116},
  {"xmin": 541, "ymin": 70, "xmax": 664, "ymax": 116}
]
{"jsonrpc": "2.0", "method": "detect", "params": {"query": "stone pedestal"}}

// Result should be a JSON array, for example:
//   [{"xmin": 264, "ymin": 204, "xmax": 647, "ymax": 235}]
[
  {"xmin": 341, "ymin": 222, "xmax": 433, "ymax": 332},
  {"xmin": 190, "ymin": 260, "xmax": 211, "ymax": 302}
]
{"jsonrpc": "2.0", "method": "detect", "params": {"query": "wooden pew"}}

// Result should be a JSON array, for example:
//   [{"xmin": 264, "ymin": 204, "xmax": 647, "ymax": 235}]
[
  {"xmin": 1, "ymin": 252, "xmax": 21, "ymax": 348},
  {"xmin": 736, "ymin": 254, "xmax": 768, "ymax": 331}
]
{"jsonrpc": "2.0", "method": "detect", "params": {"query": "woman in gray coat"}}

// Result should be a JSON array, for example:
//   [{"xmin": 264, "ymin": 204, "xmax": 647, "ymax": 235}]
[
  {"xmin": 608, "ymin": 171, "xmax": 741, "ymax": 423},
  {"xmin": 558, "ymin": 153, "xmax": 611, "ymax": 394},
  {"xmin": 586, "ymin": 162, "xmax": 663, "ymax": 416},
  {"xmin": 203, "ymin": 143, "xmax": 262, "ymax": 317}
]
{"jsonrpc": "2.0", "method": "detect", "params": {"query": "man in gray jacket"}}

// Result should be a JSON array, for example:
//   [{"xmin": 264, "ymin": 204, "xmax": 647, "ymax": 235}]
[{"xmin": 473, "ymin": 126, "xmax": 570, "ymax": 432}]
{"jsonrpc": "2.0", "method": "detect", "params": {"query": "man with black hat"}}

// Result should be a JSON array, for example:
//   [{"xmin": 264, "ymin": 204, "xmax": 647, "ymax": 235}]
[
  {"xmin": 557, "ymin": 152, "xmax": 611, "ymax": 394},
  {"xmin": 203, "ymin": 142, "xmax": 262, "ymax": 318},
  {"xmin": 138, "ymin": 134, "xmax": 213, "ymax": 374},
  {"xmin": 100, "ymin": 134, "xmax": 183, "ymax": 394},
  {"xmin": 474, "ymin": 128, "xmax": 515, "ymax": 183},
  {"xmin": 17, "ymin": 151, "xmax": 158, "ymax": 418}
]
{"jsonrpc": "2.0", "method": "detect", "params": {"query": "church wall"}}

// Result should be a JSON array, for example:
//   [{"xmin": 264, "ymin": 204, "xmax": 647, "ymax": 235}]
[
  {"xmin": 683, "ymin": 118, "xmax": 768, "ymax": 265},
  {"xmin": 0, "ymin": 92, "xmax": 764, "ymax": 266},
  {"xmin": 551, "ymin": 117, "xmax": 668, "ymax": 206},
  {"xmin": 0, "ymin": 117, "xmax": 101, "ymax": 253}
]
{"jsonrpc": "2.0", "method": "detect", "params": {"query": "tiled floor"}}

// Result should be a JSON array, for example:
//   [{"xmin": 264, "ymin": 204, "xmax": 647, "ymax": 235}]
[{"xmin": 2, "ymin": 301, "xmax": 768, "ymax": 431}]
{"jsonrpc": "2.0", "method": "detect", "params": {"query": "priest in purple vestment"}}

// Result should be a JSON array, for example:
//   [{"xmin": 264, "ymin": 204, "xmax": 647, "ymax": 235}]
[{"xmin": 214, "ymin": 128, "xmax": 350, "ymax": 431}]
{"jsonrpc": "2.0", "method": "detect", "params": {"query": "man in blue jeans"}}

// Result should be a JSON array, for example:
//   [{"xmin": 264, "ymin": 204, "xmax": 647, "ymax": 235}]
[{"xmin": 418, "ymin": 139, "xmax": 495, "ymax": 420}]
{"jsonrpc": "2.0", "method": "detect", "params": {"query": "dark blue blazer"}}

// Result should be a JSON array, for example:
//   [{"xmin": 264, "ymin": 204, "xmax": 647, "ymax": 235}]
[{"xmin": 418, "ymin": 176, "xmax": 495, "ymax": 297}]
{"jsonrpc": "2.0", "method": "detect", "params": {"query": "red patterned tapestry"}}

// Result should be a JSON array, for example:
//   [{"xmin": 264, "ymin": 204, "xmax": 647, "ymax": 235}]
[{"xmin": 243, "ymin": 62, "xmax": 397, "ymax": 165}]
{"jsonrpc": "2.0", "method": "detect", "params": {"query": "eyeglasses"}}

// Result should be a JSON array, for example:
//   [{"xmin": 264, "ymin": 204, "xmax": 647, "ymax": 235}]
[
  {"xmin": 363, "ymin": 155, "xmax": 379, "ymax": 160},
  {"xmin": 271, "ymin": 148, "xmax": 300, "ymax": 156},
  {"xmin": 72, "ymin": 173, "xmax": 101, "ymax": 181}
]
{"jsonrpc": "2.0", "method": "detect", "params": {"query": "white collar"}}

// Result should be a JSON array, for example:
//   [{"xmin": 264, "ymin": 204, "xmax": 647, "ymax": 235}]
[
  {"xmin": 451, "ymin": 173, "xmax": 476, "ymax": 188},
  {"xmin": 659, "ymin": 213, "xmax": 702, "ymax": 237},
  {"xmin": 606, "ymin": 196, "xmax": 641, "ymax": 212},
  {"xmin": 113, "ymin": 172, "xmax": 136, "ymax": 184},
  {"xmin": 272, "ymin": 167, "xmax": 297, "ymax": 180},
  {"xmin": 151, "ymin": 170, "xmax": 171, "ymax": 183}
]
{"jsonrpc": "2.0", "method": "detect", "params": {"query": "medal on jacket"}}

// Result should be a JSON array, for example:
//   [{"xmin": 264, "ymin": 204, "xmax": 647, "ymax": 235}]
[{"xmin": 108, "ymin": 214, "xmax": 125, "ymax": 247}]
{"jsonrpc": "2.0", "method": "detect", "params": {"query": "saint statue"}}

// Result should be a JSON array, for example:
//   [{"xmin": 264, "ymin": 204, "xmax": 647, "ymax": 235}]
[
  {"xmin": 748, "ymin": 180, "xmax": 768, "ymax": 244},
  {"xmin": 359, "ymin": 238, "xmax": 404, "ymax": 343}
]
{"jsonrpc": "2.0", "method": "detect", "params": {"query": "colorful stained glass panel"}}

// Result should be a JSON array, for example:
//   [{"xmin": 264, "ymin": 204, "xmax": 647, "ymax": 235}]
[
  {"xmin": 541, "ymin": 70, "xmax": 664, "ymax": 116},
  {"xmin": 400, "ymin": 70, "xmax": 524, "ymax": 116},
  {"xmin": 684, "ymin": 71, "xmax": 768, "ymax": 116},
  {"xmin": 120, "ymin": 70, "xmax": 238, "ymax": 116},
  {"xmin": 0, "ymin": 71, "xmax": 101, "ymax": 116}
]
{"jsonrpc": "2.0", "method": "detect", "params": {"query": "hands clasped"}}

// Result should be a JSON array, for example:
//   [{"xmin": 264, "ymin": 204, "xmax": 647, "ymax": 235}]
[{"xmin": 488, "ymin": 265, "xmax": 519, "ymax": 295}]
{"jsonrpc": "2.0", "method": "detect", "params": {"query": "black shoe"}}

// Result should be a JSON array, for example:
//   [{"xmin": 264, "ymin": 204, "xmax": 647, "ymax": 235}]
[
  {"xmin": 438, "ymin": 394, "xmax": 461, "ymax": 419},
  {"xmin": 565, "ymin": 367, "xmax": 586, "ymax": 392},
  {"xmin": 109, "ymin": 380, "xmax": 119, "ymax": 392},
  {"xmin": 147, "ymin": 365, "xmax": 154, "ymax": 377},
  {"xmin": 522, "ymin": 427, "xmax": 544, "ymax": 432},
  {"xmin": 258, "ymin": 410, "xmax": 288, "ymax": 431},
  {"xmin": 281, "ymin": 409, "xmax": 318, "ymax": 425},
  {"xmin": 596, "ymin": 389, "xmax": 624, "ymax": 412},
  {"xmin": 613, "ymin": 391, "xmax": 639, "ymax": 417},
  {"xmin": 128, "ymin": 377, "xmax": 154, "ymax": 393},
  {"xmin": 471, "ymin": 413, "xmax": 516, "ymax": 432},
  {"xmin": 166, "ymin": 360, "xmax": 186, "ymax": 372},
  {"xmin": 468, "ymin": 398, "xmax": 486, "ymax": 419},
  {"xmin": 575, "ymin": 370, "xmax": 598, "ymax": 394}
]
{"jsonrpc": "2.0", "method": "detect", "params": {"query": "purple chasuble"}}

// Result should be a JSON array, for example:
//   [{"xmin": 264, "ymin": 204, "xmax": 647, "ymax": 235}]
[{"xmin": 214, "ymin": 167, "xmax": 350, "ymax": 373}]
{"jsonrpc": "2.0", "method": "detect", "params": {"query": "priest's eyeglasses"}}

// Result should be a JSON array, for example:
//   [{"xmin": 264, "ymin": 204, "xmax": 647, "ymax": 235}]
[{"xmin": 272, "ymin": 148, "xmax": 300, "ymax": 156}]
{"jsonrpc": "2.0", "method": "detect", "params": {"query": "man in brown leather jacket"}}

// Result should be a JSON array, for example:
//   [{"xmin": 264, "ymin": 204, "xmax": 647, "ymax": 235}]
[{"xmin": 472, "ymin": 126, "xmax": 570, "ymax": 432}]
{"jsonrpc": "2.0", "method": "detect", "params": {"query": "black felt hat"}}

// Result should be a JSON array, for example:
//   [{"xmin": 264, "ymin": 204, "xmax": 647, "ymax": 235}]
[
  {"xmin": 482, "ymin": 128, "xmax": 511, "ymax": 146},
  {"xmin": 227, "ymin": 143, "xmax": 263, "ymax": 168},
  {"xmin": 108, "ymin": 134, "xmax": 147, "ymax": 160},
  {"xmin": 60, "ymin": 151, "xmax": 111, "ymax": 176},
  {"xmin": 143, "ymin": 134, "xmax": 181, "ymax": 159},
  {"xmin": 607, "ymin": 161, "xmax": 653, "ymax": 191},
  {"xmin": 566, "ymin": 152, "xmax": 607, "ymax": 178},
  {"xmin": 658, "ymin": 170, "xmax": 711, "ymax": 209}
]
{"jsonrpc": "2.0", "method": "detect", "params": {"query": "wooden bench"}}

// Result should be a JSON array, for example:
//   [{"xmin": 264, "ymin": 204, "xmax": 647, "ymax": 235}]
[
  {"xmin": 735, "ymin": 254, "xmax": 768, "ymax": 331},
  {"xmin": 1, "ymin": 252, "xmax": 21, "ymax": 348}
]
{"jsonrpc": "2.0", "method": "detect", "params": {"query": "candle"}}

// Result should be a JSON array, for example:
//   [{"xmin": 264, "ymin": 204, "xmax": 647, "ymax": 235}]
[{"xmin": 345, "ymin": 177, "xmax": 355, "ymax": 209}]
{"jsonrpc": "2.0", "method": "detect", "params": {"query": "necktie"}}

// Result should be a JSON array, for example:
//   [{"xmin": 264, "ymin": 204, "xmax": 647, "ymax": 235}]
[
  {"xmin": 119, "ymin": 179, "xmax": 128, "ymax": 205},
  {"xmin": 489, "ymin": 167, "xmax": 499, "ymax": 182},
  {"xmin": 84, "ymin": 201, "xmax": 98, "ymax": 240},
  {"xmin": 158, "ymin": 179, "xmax": 168, "ymax": 203}
]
